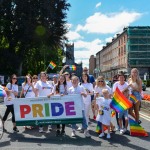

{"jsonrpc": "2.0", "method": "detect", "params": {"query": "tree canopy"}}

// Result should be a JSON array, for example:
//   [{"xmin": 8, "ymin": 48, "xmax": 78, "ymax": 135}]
[{"xmin": 0, "ymin": 0, "xmax": 70, "ymax": 75}]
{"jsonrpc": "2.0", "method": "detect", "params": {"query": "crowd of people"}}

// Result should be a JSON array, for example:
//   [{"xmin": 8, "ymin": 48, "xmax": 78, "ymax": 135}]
[{"xmin": 1, "ymin": 65, "xmax": 143, "ymax": 139}]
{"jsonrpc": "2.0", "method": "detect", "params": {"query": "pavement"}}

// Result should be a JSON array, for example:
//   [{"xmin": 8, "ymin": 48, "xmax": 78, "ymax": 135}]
[{"xmin": 0, "ymin": 103, "xmax": 150, "ymax": 150}]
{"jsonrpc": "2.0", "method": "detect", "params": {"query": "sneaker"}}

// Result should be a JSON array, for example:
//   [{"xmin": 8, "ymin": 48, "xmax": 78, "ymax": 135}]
[
  {"xmin": 39, "ymin": 127, "xmax": 43, "ymax": 133},
  {"xmin": 120, "ymin": 129, "xmax": 124, "ymax": 135},
  {"xmin": 56, "ymin": 130, "xmax": 60, "ymax": 136},
  {"xmin": 138, "ymin": 120, "xmax": 142, "ymax": 124},
  {"xmin": 84, "ymin": 130, "xmax": 91, "ymax": 138},
  {"xmin": 71, "ymin": 130, "xmax": 76, "ymax": 137},
  {"xmin": 99, "ymin": 132, "xmax": 104, "ymax": 138},
  {"xmin": 61, "ymin": 130, "xmax": 65, "ymax": 136},
  {"xmin": 107, "ymin": 133, "xmax": 111, "ymax": 139},
  {"xmin": 93, "ymin": 115, "xmax": 96, "ymax": 120},
  {"xmin": 13, "ymin": 127, "xmax": 19, "ymax": 132},
  {"xmin": 48, "ymin": 125, "xmax": 52, "ymax": 131},
  {"xmin": 115, "ymin": 127, "xmax": 120, "ymax": 131},
  {"xmin": 77, "ymin": 127, "xmax": 84, "ymax": 133},
  {"xmin": 123, "ymin": 128, "xmax": 127, "ymax": 133}
]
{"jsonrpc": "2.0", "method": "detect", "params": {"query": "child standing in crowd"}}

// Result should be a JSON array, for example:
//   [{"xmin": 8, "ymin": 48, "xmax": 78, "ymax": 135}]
[
  {"xmin": 96, "ymin": 89, "xmax": 112, "ymax": 139},
  {"xmin": 2, "ymin": 74, "xmax": 19, "ymax": 132},
  {"xmin": 68, "ymin": 76, "xmax": 91, "ymax": 138},
  {"xmin": 118, "ymin": 89, "xmax": 129, "ymax": 134}
]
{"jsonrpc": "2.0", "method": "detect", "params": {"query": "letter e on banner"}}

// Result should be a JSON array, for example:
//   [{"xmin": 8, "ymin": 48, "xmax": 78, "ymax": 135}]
[
  {"xmin": 20, "ymin": 105, "xmax": 31, "ymax": 118},
  {"xmin": 65, "ymin": 101, "xmax": 76, "ymax": 116}
]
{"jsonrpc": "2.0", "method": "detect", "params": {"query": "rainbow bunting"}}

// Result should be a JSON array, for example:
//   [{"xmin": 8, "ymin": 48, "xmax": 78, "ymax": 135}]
[
  {"xmin": 96, "ymin": 121, "xmax": 107, "ymax": 134},
  {"xmin": 49, "ymin": 61, "xmax": 56, "ymax": 69},
  {"xmin": 129, "ymin": 118, "xmax": 148, "ymax": 137},
  {"xmin": 130, "ymin": 94, "xmax": 138, "ymax": 104},
  {"xmin": 69, "ymin": 65, "xmax": 76, "ymax": 71},
  {"xmin": 110, "ymin": 87, "xmax": 133, "ymax": 113}
]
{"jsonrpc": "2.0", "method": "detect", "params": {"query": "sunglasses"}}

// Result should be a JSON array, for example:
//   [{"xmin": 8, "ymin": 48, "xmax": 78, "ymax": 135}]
[
  {"xmin": 33, "ymin": 78, "xmax": 38, "ymax": 79},
  {"xmin": 65, "ymin": 74, "xmax": 69, "ymax": 75},
  {"xmin": 98, "ymin": 80, "xmax": 104, "ymax": 82},
  {"xmin": 12, "ymin": 78, "xmax": 17, "ymax": 79}
]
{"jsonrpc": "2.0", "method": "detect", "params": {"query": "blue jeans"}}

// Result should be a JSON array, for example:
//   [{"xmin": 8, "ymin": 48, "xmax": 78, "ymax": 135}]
[
  {"xmin": 72, "ymin": 110, "xmax": 88, "ymax": 130},
  {"xmin": 132, "ymin": 91, "xmax": 141, "ymax": 101}
]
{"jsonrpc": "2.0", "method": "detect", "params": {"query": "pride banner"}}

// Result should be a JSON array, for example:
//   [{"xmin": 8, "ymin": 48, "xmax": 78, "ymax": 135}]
[{"xmin": 14, "ymin": 94, "xmax": 83, "ymax": 126}]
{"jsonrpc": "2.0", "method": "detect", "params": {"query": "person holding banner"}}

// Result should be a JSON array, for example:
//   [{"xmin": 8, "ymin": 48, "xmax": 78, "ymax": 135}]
[
  {"xmin": 49, "ymin": 74, "xmax": 68, "ymax": 136},
  {"xmin": 68, "ymin": 76, "xmax": 91, "ymax": 138},
  {"xmin": 35, "ymin": 71, "xmax": 53, "ymax": 133},
  {"xmin": 80, "ymin": 72, "xmax": 93, "ymax": 126},
  {"xmin": 2, "ymin": 74, "xmax": 19, "ymax": 132}
]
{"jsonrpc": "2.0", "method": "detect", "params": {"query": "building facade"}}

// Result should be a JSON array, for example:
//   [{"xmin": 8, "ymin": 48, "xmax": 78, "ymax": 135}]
[
  {"xmin": 89, "ymin": 55, "xmax": 96, "ymax": 77},
  {"xmin": 95, "ymin": 26, "xmax": 150, "ymax": 80}
]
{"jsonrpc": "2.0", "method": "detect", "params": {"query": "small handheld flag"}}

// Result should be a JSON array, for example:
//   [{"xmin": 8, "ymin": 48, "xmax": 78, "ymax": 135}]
[
  {"xmin": 130, "ymin": 94, "xmax": 138, "ymax": 104},
  {"xmin": 111, "ymin": 110, "xmax": 116, "ymax": 117},
  {"xmin": 69, "ymin": 65, "xmax": 76, "ymax": 71},
  {"xmin": 110, "ymin": 87, "xmax": 132, "ymax": 113},
  {"xmin": 129, "ymin": 118, "xmax": 148, "ymax": 137},
  {"xmin": 49, "ymin": 61, "xmax": 56, "ymax": 70}
]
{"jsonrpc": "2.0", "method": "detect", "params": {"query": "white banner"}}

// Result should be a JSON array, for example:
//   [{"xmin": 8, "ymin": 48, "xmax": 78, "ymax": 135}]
[{"xmin": 14, "ymin": 94, "xmax": 83, "ymax": 126}]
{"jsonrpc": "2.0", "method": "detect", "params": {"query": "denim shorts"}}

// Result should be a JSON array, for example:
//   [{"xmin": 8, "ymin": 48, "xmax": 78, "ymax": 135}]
[
  {"xmin": 132, "ymin": 91, "xmax": 142, "ymax": 101},
  {"xmin": 118, "ymin": 110, "xmax": 128, "ymax": 119}
]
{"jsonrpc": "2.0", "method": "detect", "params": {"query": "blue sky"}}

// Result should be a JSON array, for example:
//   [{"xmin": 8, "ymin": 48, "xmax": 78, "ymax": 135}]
[{"xmin": 65, "ymin": 0, "xmax": 150, "ymax": 67}]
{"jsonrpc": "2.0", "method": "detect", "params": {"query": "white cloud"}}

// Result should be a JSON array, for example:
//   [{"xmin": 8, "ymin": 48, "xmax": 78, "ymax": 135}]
[
  {"xmin": 65, "ymin": 31, "xmax": 83, "ymax": 41},
  {"xmin": 95, "ymin": 2, "xmax": 101, "ymax": 8},
  {"xmin": 76, "ymin": 11, "xmax": 142, "ymax": 34},
  {"xmin": 74, "ymin": 39, "xmax": 103, "ymax": 67},
  {"xmin": 105, "ymin": 37, "xmax": 112, "ymax": 43}
]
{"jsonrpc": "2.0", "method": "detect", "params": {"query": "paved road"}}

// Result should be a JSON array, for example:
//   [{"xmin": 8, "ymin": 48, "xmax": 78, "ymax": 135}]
[{"xmin": 0, "ymin": 103, "xmax": 150, "ymax": 150}]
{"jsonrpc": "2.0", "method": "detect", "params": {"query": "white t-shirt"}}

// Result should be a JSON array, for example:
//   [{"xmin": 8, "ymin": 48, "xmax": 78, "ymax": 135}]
[
  {"xmin": 81, "ymin": 83, "xmax": 93, "ymax": 104},
  {"xmin": 113, "ymin": 81, "xmax": 129, "ymax": 93},
  {"xmin": 52, "ymin": 84, "xmax": 67, "ymax": 95},
  {"xmin": 94, "ymin": 85, "xmax": 112, "ymax": 96},
  {"xmin": 22, "ymin": 83, "xmax": 35, "ymax": 98},
  {"xmin": 35, "ymin": 80, "xmax": 53, "ymax": 97},
  {"xmin": 66, "ymin": 80, "xmax": 72, "ymax": 91},
  {"xmin": 68, "ymin": 85, "xmax": 86, "ymax": 110},
  {"xmin": 4, "ymin": 83, "xmax": 18, "ymax": 105},
  {"xmin": 96, "ymin": 97, "xmax": 112, "ymax": 125}
]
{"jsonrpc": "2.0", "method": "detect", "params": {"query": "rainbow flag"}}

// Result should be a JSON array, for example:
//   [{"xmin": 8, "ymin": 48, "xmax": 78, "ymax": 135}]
[
  {"xmin": 129, "ymin": 118, "xmax": 148, "ymax": 137},
  {"xmin": 130, "ymin": 94, "xmax": 138, "ymax": 104},
  {"xmin": 0, "ymin": 86, "xmax": 7, "ymax": 97},
  {"xmin": 110, "ymin": 87, "xmax": 132, "ymax": 113},
  {"xmin": 96, "ymin": 121, "xmax": 107, "ymax": 134},
  {"xmin": 69, "ymin": 65, "xmax": 76, "ymax": 71},
  {"xmin": 49, "ymin": 61, "xmax": 56, "ymax": 69}
]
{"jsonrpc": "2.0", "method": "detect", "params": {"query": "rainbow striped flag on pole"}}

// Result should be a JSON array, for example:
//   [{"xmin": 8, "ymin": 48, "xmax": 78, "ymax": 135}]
[
  {"xmin": 130, "ymin": 94, "xmax": 138, "ymax": 104},
  {"xmin": 129, "ymin": 118, "xmax": 148, "ymax": 137},
  {"xmin": 69, "ymin": 65, "xmax": 76, "ymax": 71},
  {"xmin": 49, "ymin": 61, "xmax": 56, "ymax": 70},
  {"xmin": 110, "ymin": 87, "xmax": 133, "ymax": 113}
]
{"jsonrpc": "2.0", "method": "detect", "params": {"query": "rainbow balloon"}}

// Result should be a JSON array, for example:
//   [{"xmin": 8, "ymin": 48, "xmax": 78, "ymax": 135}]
[
  {"xmin": 129, "ymin": 118, "xmax": 148, "ymax": 137},
  {"xmin": 110, "ymin": 87, "xmax": 133, "ymax": 113}
]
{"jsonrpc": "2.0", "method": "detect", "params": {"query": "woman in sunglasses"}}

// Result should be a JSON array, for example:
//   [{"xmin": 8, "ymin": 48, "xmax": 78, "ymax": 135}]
[
  {"xmin": 2, "ymin": 74, "xmax": 19, "ymax": 132},
  {"xmin": 32, "ymin": 75, "xmax": 38, "ymax": 86}
]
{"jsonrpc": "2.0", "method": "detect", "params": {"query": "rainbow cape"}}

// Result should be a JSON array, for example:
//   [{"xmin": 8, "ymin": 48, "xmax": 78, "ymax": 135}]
[
  {"xmin": 69, "ymin": 65, "xmax": 76, "ymax": 71},
  {"xmin": 49, "ymin": 61, "xmax": 56, "ymax": 69},
  {"xmin": 129, "ymin": 118, "xmax": 148, "ymax": 137},
  {"xmin": 130, "ymin": 94, "xmax": 138, "ymax": 104},
  {"xmin": 110, "ymin": 87, "xmax": 132, "ymax": 113}
]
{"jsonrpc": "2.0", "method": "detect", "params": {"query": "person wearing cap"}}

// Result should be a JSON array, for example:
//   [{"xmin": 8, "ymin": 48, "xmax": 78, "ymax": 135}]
[{"xmin": 112, "ymin": 71, "xmax": 128, "ymax": 132}]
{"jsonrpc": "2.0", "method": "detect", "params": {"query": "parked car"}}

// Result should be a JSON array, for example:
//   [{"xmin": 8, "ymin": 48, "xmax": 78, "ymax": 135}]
[{"xmin": 142, "ymin": 82, "xmax": 146, "ymax": 91}]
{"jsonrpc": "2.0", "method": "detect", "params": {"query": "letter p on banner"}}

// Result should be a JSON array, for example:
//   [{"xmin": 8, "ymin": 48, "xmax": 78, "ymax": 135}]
[{"xmin": 20, "ymin": 105, "xmax": 31, "ymax": 118}]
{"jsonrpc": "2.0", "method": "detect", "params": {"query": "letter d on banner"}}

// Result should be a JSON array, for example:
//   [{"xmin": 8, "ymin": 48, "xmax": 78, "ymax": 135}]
[{"xmin": 51, "ymin": 103, "xmax": 64, "ymax": 116}]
